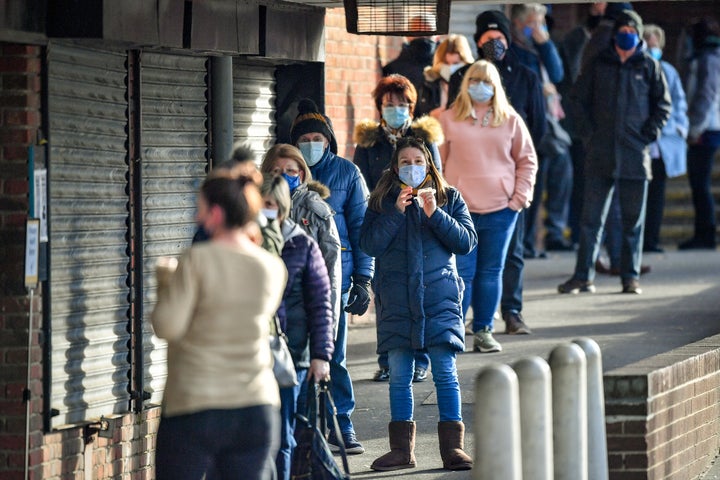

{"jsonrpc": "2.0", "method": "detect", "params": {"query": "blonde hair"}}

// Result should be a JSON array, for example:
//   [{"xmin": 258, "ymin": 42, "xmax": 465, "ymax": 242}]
[
  {"xmin": 643, "ymin": 24, "xmax": 665, "ymax": 49},
  {"xmin": 433, "ymin": 34, "xmax": 475, "ymax": 67},
  {"xmin": 452, "ymin": 60, "xmax": 511, "ymax": 127},
  {"xmin": 260, "ymin": 143, "xmax": 312, "ymax": 182}
]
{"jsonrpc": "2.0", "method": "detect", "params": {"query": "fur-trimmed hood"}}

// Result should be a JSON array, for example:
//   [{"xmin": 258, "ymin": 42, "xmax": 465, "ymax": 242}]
[
  {"xmin": 353, "ymin": 115, "xmax": 444, "ymax": 148},
  {"xmin": 305, "ymin": 179, "xmax": 331, "ymax": 200}
]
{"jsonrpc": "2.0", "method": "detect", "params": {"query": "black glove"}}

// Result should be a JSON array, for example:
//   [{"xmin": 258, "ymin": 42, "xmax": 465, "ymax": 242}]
[{"xmin": 344, "ymin": 275, "xmax": 372, "ymax": 315}]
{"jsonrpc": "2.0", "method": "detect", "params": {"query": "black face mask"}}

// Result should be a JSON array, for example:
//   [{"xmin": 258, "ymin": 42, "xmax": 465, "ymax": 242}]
[
  {"xmin": 481, "ymin": 38, "xmax": 507, "ymax": 63},
  {"xmin": 586, "ymin": 14, "xmax": 602, "ymax": 31}
]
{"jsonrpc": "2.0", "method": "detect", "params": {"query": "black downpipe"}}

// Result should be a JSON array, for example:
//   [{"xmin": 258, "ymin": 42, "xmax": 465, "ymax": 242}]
[
  {"xmin": 40, "ymin": 45, "xmax": 55, "ymax": 433},
  {"xmin": 128, "ymin": 50, "xmax": 148, "ymax": 413}
]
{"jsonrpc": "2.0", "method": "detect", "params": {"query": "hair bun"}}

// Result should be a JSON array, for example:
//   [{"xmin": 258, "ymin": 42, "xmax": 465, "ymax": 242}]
[{"xmin": 297, "ymin": 98, "xmax": 320, "ymax": 115}]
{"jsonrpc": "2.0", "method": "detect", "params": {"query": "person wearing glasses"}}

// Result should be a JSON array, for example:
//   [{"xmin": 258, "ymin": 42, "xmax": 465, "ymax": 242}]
[
  {"xmin": 353, "ymin": 73, "xmax": 443, "ymax": 383},
  {"xmin": 438, "ymin": 60, "xmax": 538, "ymax": 354}
]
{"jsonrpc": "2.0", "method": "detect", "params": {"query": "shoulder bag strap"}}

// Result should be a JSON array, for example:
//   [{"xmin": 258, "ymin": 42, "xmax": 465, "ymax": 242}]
[{"xmin": 319, "ymin": 381, "xmax": 351, "ymax": 476}]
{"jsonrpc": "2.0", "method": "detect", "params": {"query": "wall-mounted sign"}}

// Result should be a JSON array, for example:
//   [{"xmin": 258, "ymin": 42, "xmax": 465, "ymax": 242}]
[{"xmin": 25, "ymin": 219, "xmax": 40, "ymax": 289}]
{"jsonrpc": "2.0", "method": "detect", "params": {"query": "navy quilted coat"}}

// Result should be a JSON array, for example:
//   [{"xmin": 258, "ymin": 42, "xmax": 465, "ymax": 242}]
[
  {"xmin": 279, "ymin": 219, "xmax": 334, "ymax": 368},
  {"xmin": 360, "ymin": 186, "xmax": 477, "ymax": 353}
]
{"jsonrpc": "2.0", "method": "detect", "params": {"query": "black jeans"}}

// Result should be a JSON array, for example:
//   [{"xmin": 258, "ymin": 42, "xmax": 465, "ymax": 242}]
[
  {"xmin": 687, "ymin": 143, "xmax": 719, "ymax": 242},
  {"xmin": 643, "ymin": 157, "xmax": 667, "ymax": 249}
]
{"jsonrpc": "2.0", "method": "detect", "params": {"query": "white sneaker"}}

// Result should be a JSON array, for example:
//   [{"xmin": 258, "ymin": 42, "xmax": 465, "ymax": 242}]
[{"xmin": 473, "ymin": 328, "xmax": 502, "ymax": 353}]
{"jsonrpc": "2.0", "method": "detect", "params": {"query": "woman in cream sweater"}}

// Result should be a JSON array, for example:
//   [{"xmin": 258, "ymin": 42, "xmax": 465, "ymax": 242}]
[
  {"xmin": 439, "ymin": 59, "xmax": 537, "ymax": 355},
  {"xmin": 151, "ymin": 171, "xmax": 287, "ymax": 480}
]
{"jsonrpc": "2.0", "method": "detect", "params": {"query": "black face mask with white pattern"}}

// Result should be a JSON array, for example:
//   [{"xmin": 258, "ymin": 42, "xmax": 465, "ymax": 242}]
[{"xmin": 481, "ymin": 38, "xmax": 506, "ymax": 63}]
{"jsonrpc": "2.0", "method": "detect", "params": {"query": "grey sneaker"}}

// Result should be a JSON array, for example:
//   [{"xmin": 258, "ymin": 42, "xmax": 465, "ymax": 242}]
[{"xmin": 473, "ymin": 327, "xmax": 502, "ymax": 353}]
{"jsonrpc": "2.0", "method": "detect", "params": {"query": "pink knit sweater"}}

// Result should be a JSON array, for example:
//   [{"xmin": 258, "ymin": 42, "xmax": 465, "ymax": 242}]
[{"xmin": 439, "ymin": 105, "xmax": 538, "ymax": 214}]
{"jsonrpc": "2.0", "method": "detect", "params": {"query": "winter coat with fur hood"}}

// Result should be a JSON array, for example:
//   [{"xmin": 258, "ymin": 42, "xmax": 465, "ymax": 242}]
[
  {"xmin": 289, "ymin": 180, "xmax": 342, "ymax": 334},
  {"xmin": 353, "ymin": 116, "xmax": 444, "ymax": 191}
]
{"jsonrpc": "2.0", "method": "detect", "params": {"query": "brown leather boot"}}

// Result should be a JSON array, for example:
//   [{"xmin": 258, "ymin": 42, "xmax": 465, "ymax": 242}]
[
  {"xmin": 370, "ymin": 421, "xmax": 416, "ymax": 471},
  {"xmin": 438, "ymin": 421, "xmax": 473, "ymax": 470}
]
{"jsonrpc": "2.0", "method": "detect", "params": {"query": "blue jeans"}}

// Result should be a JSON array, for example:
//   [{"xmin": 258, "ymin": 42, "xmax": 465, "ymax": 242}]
[
  {"xmin": 276, "ymin": 369, "xmax": 308, "ymax": 480},
  {"xmin": 377, "ymin": 350, "xmax": 429, "ymax": 371},
  {"xmin": 387, "ymin": 345, "xmax": 461, "ymax": 422},
  {"xmin": 574, "ymin": 176, "xmax": 648, "ymax": 282},
  {"xmin": 456, "ymin": 208, "xmax": 519, "ymax": 331},
  {"xmin": 156, "ymin": 405, "xmax": 279, "ymax": 480},
  {"xmin": 327, "ymin": 291, "xmax": 355, "ymax": 433}
]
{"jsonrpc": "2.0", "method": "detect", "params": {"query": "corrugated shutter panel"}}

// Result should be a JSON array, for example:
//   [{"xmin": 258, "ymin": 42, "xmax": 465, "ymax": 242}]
[
  {"xmin": 141, "ymin": 53, "xmax": 209, "ymax": 406},
  {"xmin": 47, "ymin": 42, "xmax": 131, "ymax": 428},
  {"xmin": 232, "ymin": 63, "xmax": 276, "ymax": 160}
]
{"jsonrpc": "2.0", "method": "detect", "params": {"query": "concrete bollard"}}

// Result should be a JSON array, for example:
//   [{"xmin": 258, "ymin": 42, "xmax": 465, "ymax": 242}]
[
  {"xmin": 549, "ymin": 343, "xmax": 588, "ymax": 480},
  {"xmin": 573, "ymin": 338, "xmax": 609, "ymax": 480},
  {"xmin": 474, "ymin": 364, "xmax": 522, "ymax": 480},
  {"xmin": 513, "ymin": 357, "xmax": 553, "ymax": 480}
]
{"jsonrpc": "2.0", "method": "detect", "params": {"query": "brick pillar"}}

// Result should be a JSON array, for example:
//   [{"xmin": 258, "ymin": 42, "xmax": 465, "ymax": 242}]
[{"xmin": 0, "ymin": 42, "xmax": 44, "ymax": 480}]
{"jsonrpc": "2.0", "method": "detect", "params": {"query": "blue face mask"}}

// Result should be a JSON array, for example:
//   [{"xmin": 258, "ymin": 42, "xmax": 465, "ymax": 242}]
[
  {"xmin": 398, "ymin": 164, "xmax": 427, "ymax": 188},
  {"xmin": 298, "ymin": 141, "xmax": 326, "ymax": 166},
  {"xmin": 615, "ymin": 31, "xmax": 640, "ymax": 51},
  {"xmin": 523, "ymin": 26, "xmax": 533, "ymax": 39},
  {"xmin": 649, "ymin": 47, "xmax": 662, "ymax": 61},
  {"xmin": 468, "ymin": 81, "xmax": 495, "ymax": 103},
  {"xmin": 281, "ymin": 172, "xmax": 301, "ymax": 192},
  {"xmin": 382, "ymin": 106, "xmax": 411, "ymax": 129}
]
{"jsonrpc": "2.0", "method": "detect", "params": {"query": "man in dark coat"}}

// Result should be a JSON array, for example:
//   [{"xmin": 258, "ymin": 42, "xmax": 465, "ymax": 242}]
[
  {"xmin": 558, "ymin": 9, "xmax": 671, "ymax": 295},
  {"xmin": 447, "ymin": 10, "xmax": 545, "ymax": 336},
  {"xmin": 383, "ymin": 16, "xmax": 437, "ymax": 117}
]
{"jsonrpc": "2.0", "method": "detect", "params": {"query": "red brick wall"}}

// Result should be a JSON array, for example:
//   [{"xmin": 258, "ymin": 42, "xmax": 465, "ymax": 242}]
[
  {"xmin": 605, "ymin": 337, "xmax": 720, "ymax": 479},
  {"xmin": 324, "ymin": 8, "xmax": 403, "ymax": 160},
  {"xmin": 0, "ymin": 43, "xmax": 43, "ymax": 480}
]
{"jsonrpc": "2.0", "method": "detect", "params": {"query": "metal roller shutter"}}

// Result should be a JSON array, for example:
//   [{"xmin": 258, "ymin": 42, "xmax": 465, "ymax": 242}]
[
  {"xmin": 47, "ymin": 42, "xmax": 131, "ymax": 428},
  {"xmin": 140, "ymin": 52, "xmax": 209, "ymax": 406},
  {"xmin": 232, "ymin": 63, "xmax": 277, "ymax": 161}
]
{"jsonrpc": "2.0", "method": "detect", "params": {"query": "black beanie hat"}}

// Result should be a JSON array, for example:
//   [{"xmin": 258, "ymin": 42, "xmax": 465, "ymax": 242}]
[
  {"xmin": 604, "ymin": 2, "xmax": 633, "ymax": 21},
  {"xmin": 474, "ymin": 10, "xmax": 511, "ymax": 45},
  {"xmin": 290, "ymin": 99, "xmax": 338, "ymax": 154},
  {"xmin": 613, "ymin": 9, "xmax": 644, "ymax": 37}
]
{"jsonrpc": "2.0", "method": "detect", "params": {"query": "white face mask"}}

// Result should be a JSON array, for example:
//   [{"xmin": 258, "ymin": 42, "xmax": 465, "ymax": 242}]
[
  {"xmin": 261, "ymin": 208, "xmax": 279, "ymax": 220},
  {"xmin": 298, "ymin": 141, "xmax": 326, "ymax": 166}
]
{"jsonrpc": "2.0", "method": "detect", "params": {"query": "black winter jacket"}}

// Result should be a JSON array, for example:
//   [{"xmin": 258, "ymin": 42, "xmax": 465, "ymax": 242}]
[{"xmin": 569, "ymin": 44, "xmax": 671, "ymax": 179}]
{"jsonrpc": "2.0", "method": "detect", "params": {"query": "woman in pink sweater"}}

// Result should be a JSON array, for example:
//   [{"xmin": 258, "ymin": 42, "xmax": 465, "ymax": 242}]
[{"xmin": 439, "ymin": 60, "xmax": 537, "ymax": 354}]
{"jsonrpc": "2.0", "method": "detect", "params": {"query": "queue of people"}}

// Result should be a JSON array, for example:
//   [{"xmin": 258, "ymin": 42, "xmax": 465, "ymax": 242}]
[{"xmin": 148, "ymin": 5, "xmax": 718, "ymax": 478}]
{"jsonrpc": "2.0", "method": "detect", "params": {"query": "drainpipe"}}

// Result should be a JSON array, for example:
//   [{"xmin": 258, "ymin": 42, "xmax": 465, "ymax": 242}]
[{"xmin": 210, "ymin": 56, "xmax": 233, "ymax": 167}]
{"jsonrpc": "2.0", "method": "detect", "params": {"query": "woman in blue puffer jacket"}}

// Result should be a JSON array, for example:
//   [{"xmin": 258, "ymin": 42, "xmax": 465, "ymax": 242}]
[
  {"xmin": 260, "ymin": 175, "xmax": 334, "ymax": 480},
  {"xmin": 360, "ymin": 137, "xmax": 477, "ymax": 472}
]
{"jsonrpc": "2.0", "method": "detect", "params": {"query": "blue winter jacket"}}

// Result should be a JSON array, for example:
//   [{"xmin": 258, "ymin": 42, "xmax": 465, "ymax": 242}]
[
  {"xmin": 309, "ymin": 148, "xmax": 374, "ymax": 292},
  {"xmin": 279, "ymin": 220, "xmax": 334, "ymax": 368},
  {"xmin": 360, "ymin": 186, "xmax": 477, "ymax": 354}
]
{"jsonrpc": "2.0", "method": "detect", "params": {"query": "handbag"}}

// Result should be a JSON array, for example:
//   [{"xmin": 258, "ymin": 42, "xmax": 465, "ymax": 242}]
[
  {"xmin": 291, "ymin": 381, "xmax": 350, "ymax": 480},
  {"xmin": 270, "ymin": 314, "xmax": 298, "ymax": 388}
]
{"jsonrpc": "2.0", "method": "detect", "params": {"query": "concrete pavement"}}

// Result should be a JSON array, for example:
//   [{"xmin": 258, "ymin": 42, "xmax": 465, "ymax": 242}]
[{"xmin": 339, "ymin": 248, "xmax": 720, "ymax": 479}]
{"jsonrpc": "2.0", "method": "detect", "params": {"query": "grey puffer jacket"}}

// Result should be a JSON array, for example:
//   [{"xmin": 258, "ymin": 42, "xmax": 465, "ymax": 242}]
[
  {"xmin": 570, "ymin": 43, "xmax": 671, "ymax": 179},
  {"xmin": 290, "ymin": 180, "xmax": 342, "ymax": 334}
]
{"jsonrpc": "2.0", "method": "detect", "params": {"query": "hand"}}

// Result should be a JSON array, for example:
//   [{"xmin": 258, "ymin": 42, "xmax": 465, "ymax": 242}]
[
  {"xmin": 417, "ymin": 188, "xmax": 437, "ymax": 217},
  {"xmin": 395, "ymin": 186, "xmax": 414, "ymax": 214},
  {"xmin": 308, "ymin": 359, "xmax": 330, "ymax": 383},
  {"xmin": 530, "ymin": 20, "xmax": 549, "ymax": 44},
  {"xmin": 344, "ymin": 275, "xmax": 372, "ymax": 315}
]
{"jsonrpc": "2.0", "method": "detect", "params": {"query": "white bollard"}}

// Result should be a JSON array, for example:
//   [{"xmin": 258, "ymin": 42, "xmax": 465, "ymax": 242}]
[
  {"xmin": 549, "ymin": 343, "xmax": 588, "ymax": 480},
  {"xmin": 513, "ymin": 357, "xmax": 553, "ymax": 480},
  {"xmin": 573, "ymin": 338, "xmax": 609, "ymax": 480},
  {"xmin": 473, "ymin": 364, "xmax": 522, "ymax": 480}
]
